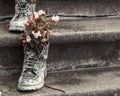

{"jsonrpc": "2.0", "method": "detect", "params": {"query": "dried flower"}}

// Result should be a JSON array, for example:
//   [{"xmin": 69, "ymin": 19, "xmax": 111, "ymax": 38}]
[
  {"xmin": 20, "ymin": 10, "xmax": 60, "ymax": 54},
  {"xmin": 32, "ymin": 31, "xmax": 41, "ymax": 38},
  {"xmin": 28, "ymin": 17, "xmax": 35, "ymax": 24},
  {"xmin": 43, "ymin": 31, "xmax": 47, "ymax": 37},
  {"xmin": 38, "ymin": 10, "xmax": 45, "ymax": 16},
  {"xmin": 26, "ymin": 35, "xmax": 31, "ymax": 43},
  {"xmin": 24, "ymin": 23, "xmax": 29, "ymax": 27},
  {"xmin": 22, "ymin": 40, "xmax": 27, "ymax": 43},
  {"xmin": 40, "ymin": 43, "xmax": 44, "ymax": 46},
  {"xmin": 34, "ymin": 12, "xmax": 39, "ymax": 20},
  {"xmin": 51, "ymin": 15, "xmax": 60, "ymax": 25}
]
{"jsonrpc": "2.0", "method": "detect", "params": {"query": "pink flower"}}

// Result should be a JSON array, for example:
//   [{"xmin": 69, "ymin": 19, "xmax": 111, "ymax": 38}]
[
  {"xmin": 32, "ymin": 31, "xmax": 41, "ymax": 38},
  {"xmin": 38, "ymin": 10, "xmax": 45, "ymax": 16},
  {"xmin": 43, "ymin": 31, "xmax": 48, "ymax": 37},
  {"xmin": 28, "ymin": 17, "xmax": 35, "ymax": 24},
  {"xmin": 24, "ymin": 23, "xmax": 29, "ymax": 27},
  {"xmin": 26, "ymin": 35, "xmax": 31, "ymax": 43},
  {"xmin": 51, "ymin": 15, "xmax": 60, "ymax": 25},
  {"xmin": 22, "ymin": 40, "xmax": 27, "ymax": 43},
  {"xmin": 34, "ymin": 12, "xmax": 39, "ymax": 19},
  {"xmin": 40, "ymin": 43, "xmax": 44, "ymax": 46}
]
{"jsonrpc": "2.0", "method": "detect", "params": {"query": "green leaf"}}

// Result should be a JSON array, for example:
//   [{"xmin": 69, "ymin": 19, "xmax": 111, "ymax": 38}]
[{"xmin": 41, "ymin": 15, "xmax": 46, "ymax": 22}]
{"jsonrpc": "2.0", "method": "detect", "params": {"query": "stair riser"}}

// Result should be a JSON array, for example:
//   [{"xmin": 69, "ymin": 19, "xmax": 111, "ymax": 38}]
[
  {"xmin": 48, "ymin": 42, "xmax": 120, "ymax": 72},
  {"xmin": 1, "ymin": 0, "xmax": 120, "ymax": 16},
  {"xmin": 0, "ymin": 42, "xmax": 120, "ymax": 73}
]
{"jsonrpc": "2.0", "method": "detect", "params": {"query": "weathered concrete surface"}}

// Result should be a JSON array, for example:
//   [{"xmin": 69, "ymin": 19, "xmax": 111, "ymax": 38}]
[
  {"xmin": 48, "ymin": 42, "xmax": 120, "ymax": 72},
  {"xmin": 1, "ymin": 0, "xmax": 120, "ymax": 16},
  {"xmin": 37, "ymin": 0, "xmax": 120, "ymax": 16},
  {"xmin": 0, "ymin": 0, "xmax": 14, "ymax": 16},
  {"xmin": 0, "ymin": 47, "xmax": 23, "ymax": 69},
  {"xmin": 1, "ymin": 41, "xmax": 120, "ymax": 75},
  {"xmin": 1, "ymin": 17, "xmax": 120, "ymax": 47},
  {"xmin": 0, "ymin": 68, "xmax": 120, "ymax": 96},
  {"xmin": 1, "ymin": 17, "xmax": 120, "ymax": 74}
]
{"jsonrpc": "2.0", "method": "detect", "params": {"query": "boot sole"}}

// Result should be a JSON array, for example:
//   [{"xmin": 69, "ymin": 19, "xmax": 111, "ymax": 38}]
[
  {"xmin": 18, "ymin": 80, "xmax": 44, "ymax": 91},
  {"xmin": 18, "ymin": 68, "xmax": 46, "ymax": 91},
  {"xmin": 9, "ymin": 26, "xmax": 24, "ymax": 32}
]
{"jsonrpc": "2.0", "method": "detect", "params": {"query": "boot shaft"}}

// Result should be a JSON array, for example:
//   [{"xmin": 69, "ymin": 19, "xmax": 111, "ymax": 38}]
[
  {"xmin": 9, "ymin": 0, "xmax": 36, "ymax": 31},
  {"xmin": 24, "ymin": 43, "xmax": 50, "ymax": 61},
  {"xmin": 15, "ymin": 0, "xmax": 36, "ymax": 14},
  {"xmin": 16, "ymin": 0, "xmax": 35, "ymax": 3}
]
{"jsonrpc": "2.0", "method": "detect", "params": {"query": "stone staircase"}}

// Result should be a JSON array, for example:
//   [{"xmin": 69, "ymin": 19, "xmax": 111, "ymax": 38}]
[
  {"xmin": 1, "ymin": 16, "xmax": 120, "ymax": 76},
  {"xmin": 0, "ymin": 0, "xmax": 120, "ymax": 95}
]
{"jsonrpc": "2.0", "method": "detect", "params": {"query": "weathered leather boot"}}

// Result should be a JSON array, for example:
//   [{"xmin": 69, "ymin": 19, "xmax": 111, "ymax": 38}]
[
  {"xmin": 18, "ymin": 43, "xmax": 49, "ymax": 91},
  {"xmin": 9, "ymin": 0, "xmax": 36, "ymax": 31}
]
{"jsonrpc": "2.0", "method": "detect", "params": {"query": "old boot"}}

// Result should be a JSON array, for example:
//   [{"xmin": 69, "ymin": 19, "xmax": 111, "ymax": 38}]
[
  {"xmin": 9, "ymin": 0, "xmax": 36, "ymax": 31},
  {"xmin": 18, "ymin": 43, "xmax": 49, "ymax": 91}
]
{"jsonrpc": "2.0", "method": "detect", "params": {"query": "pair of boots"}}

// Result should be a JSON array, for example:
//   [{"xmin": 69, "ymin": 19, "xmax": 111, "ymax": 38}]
[{"xmin": 9, "ymin": 0, "xmax": 49, "ymax": 91}]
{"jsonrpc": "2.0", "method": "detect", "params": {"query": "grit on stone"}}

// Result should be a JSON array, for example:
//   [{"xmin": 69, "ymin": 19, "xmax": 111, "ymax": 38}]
[{"xmin": 0, "ymin": 69, "xmax": 120, "ymax": 96}]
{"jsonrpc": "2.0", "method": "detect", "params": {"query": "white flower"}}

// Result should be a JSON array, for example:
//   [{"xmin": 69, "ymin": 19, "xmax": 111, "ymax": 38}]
[
  {"xmin": 32, "ymin": 31, "xmax": 41, "ymax": 38},
  {"xmin": 26, "ymin": 35, "xmax": 31, "ymax": 42},
  {"xmin": 34, "ymin": 11, "xmax": 39, "ymax": 19},
  {"xmin": 37, "ymin": 31, "xmax": 42, "ymax": 37},
  {"xmin": 38, "ymin": 10, "xmax": 45, "ymax": 16},
  {"xmin": 43, "ymin": 31, "xmax": 48, "ymax": 37},
  {"xmin": 32, "ymin": 31, "xmax": 35, "ymax": 35},
  {"xmin": 51, "ymin": 15, "xmax": 60, "ymax": 25}
]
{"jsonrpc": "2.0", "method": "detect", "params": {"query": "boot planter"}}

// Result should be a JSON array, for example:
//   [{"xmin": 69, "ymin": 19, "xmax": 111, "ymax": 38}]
[
  {"xmin": 18, "ymin": 43, "xmax": 49, "ymax": 91},
  {"xmin": 9, "ymin": 0, "xmax": 36, "ymax": 31},
  {"xmin": 18, "ymin": 10, "xmax": 59, "ymax": 91}
]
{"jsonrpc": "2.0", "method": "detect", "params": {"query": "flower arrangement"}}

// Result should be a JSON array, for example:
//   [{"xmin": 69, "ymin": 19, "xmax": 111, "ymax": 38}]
[{"xmin": 20, "ymin": 10, "xmax": 59, "ymax": 54}]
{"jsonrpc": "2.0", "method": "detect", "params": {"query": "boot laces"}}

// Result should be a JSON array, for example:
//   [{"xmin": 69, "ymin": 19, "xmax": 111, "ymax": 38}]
[
  {"xmin": 14, "ymin": 0, "xmax": 32, "ymax": 20},
  {"xmin": 23, "ymin": 52, "xmax": 39, "ymax": 78}
]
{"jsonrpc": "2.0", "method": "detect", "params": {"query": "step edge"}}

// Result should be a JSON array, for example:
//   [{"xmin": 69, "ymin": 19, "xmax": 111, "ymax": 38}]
[
  {"xmin": 0, "ymin": 30, "xmax": 120, "ymax": 47},
  {"xmin": 1, "ymin": 65, "xmax": 120, "ymax": 77}
]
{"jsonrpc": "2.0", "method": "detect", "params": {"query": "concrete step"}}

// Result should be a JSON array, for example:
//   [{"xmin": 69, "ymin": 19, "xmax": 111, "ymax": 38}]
[
  {"xmin": 0, "ymin": 17, "xmax": 120, "ymax": 76},
  {"xmin": 0, "ymin": 68, "xmax": 120, "ymax": 96},
  {"xmin": 1, "ymin": 0, "xmax": 120, "ymax": 16},
  {"xmin": 1, "ymin": 17, "xmax": 120, "ymax": 46}
]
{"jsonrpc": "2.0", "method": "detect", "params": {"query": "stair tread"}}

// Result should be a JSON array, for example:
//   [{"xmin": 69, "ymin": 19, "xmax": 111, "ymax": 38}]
[
  {"xmin": 0, "ymin": 69, "xmax": 120, "ymax": 96},
  {"xmin": 1, "ymin": 17, "xmax": 120, "ymax": 47}
]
